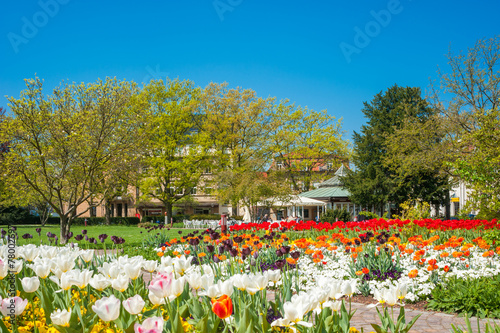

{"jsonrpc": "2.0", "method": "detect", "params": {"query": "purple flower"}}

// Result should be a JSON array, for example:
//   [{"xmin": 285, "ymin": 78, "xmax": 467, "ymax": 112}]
[
  {"xmin": 67, "ymin": 232, "xmax": 73, "ymax": 240},
  {"xmin": 88, "ymin": 237, "xmax": 95, "ymax": 243},
  {"xmin": 22, "ymin": 233, "xmax": 33, "ymax": 239},
  {"xmin": 98, "ymin": 234, "xmax": 108, "ymax": 243},
  {"xmin": 35, "ymin": 228, "xmax": 42, "ymax": 236},
  {"xmin": 75, "ymin": 234, "xmax": 83, "ymax": 241},
  {"xmin": 54, "ymin": 236, "xmax": 58, "ymax": 245},
  {"xmin": 82, "ymin": 229, "xmax": 87, "ymax": 235}
]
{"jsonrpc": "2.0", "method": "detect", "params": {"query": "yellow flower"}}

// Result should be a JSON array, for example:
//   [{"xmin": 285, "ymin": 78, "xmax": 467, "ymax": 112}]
[{"xmin": 349, "ymin": 328, "xmax": 359, "ymax": 333}]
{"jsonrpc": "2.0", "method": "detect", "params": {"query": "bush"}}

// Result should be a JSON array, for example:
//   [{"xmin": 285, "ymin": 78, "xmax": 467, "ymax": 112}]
[
  {"xmin": 72, "ymin": 217, "xmax": 140, "ymax": 226},
  {"xmin": 189, "ymin": 214, "xmax": 221, "ymax": 221},
  {"xmin": 138, "ymin": 222, "xmax": 155, "ymax": 228},
  {"xmin": 321, "ymin": 209, "xmax": 352, "ymax": 223},
  {"xmin": 140, "ymin": 215, "xmax": 187, "ymax": 224},
  {"xmin": 428, "ymin": 275, "xmax": 500, "ymax": 318},
  {"xmin": 358, "ymin": 211, "xmax": 380, "ymax": 221}
]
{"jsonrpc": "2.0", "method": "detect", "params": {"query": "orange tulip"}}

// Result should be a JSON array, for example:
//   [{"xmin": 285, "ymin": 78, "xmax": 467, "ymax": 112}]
[
  {"xmin": 211, "ymin": 295, "xmax": 233, "ymax": 319},
  {"xmin": 362, "ymin": 267, "xmax": 369, "ymax": 274}
]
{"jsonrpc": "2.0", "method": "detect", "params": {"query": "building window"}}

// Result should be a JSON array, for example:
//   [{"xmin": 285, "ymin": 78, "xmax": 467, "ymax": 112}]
[
  {"xmin": 90, "ymin": 206, "xmax": 97, "ymax": 217},
  {"xmin": 204, "ymin": 167, "xmax": 212, "ymax": 174},
  {"xmin": 136, "ymin": 187, "xmax": 140, "ymax": 198},
  {"xmin": 304, "ymin": 209, "xmax": 309, "ymax": 218},
  {"xmin": 194, "ymin": 208, "xmax": 210, "ymax": 214},
  {"xmin": 124, "ymin": 203, "xmax": 128, "ymax": 217},
  {"xmin": 277, "ymin": 162, "xmax": 283, "ymax": 170},
  {"xmin": 191, "ymin": 187, "xmax": 197, "ymax": 195},
  {"xmin": 109, "ymin": 204, "xmax": 114, "ymax": 217},
  {"xmin": 117, "ymin": 203, "xmax": 123, "ymax": 217}
]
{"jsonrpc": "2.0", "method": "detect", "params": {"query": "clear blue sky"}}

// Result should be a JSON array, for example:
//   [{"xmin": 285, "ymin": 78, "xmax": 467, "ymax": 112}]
[{"xmin": 1, "ymin": 0, "xmax": 498, "ymax": 140}]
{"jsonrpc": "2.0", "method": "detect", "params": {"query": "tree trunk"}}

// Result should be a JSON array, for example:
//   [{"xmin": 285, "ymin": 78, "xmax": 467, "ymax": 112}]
[
  {"xmin": 445, "ymin": 191, "xmax": 451, "ymax": 220},
  {"xmin": 105, "ymin": 199, "xmax": 111, "ymax": 226},
  {"xmin": 60, "ymin": 215, "xmax": 70, "ymax": 244},
  {"xmin": 165, "ymin": 201, "xmax": 173, "ymax": 228}
]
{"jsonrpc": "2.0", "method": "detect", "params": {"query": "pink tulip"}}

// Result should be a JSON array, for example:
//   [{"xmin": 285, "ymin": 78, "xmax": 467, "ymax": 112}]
[
  {"xmin": 134, "ymin": 316, "xmax": 164, "ymax": 333},
  {"xmin": 0, "ymin": 297, "xmax": 28, "ymax": 317},
  {"xmin": 148, "ymin": 272, "xmax": 173, "ymax": 299}
]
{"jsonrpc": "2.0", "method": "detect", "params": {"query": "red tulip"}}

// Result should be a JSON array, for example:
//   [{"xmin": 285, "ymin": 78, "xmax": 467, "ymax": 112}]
[{"xmin": 211, "ymin": 295, "xmax": 233, "ymax": 319}]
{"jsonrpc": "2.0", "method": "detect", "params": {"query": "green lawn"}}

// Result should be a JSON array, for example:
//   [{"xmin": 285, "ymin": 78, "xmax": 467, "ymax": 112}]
[{"xmin": 4, "ymin": 225, "xmax": 198, "ymax": 248}]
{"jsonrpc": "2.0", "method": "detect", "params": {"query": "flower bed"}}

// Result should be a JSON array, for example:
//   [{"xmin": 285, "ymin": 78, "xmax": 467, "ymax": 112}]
[{"xmin": 0, "ymin": 218, "xmax": 499, "ymax": 332}]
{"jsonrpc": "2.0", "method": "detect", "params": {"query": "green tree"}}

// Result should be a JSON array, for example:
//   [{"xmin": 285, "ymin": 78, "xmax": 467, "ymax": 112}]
[
  {"xmin": 1, "ymin": 77, "xmax": 144, "ymax": 243},
  {"xmin": 454, "ymin": 108, "xmax": 500, "ymax": 219},
  {"xmin": 343, "ymin": 85, "xmax": 447, "ymax": 215},
  {"xmin": 200, "ymin": 83, "xmax": 273, "ymax": 214},
  {"xmin": 266, "ymin": 100, "xmax": 348, "ymax": 192},
  {"xmin": 139, "ymin": 79, "xmax": 210, "ymax": 225},
  {"xmin": 385, "ymin": 36, "xmax": 500, "ymax": 218}
]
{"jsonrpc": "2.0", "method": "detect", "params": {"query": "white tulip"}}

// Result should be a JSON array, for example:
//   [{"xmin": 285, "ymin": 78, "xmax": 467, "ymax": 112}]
[
  {"xmin": 143, "ymin": 260, "xmax": 158, "ymax": 273},
  {"xmin": 89, "ymin": 274, "xmax": 111, "ymax": 291},
  {"xmin": 124, "ymin": 263, "xmax": 142, "ymax": 280},
  {"xmin": 21, "ymin": 276, "xmax": 40, "ymax": 293},
  {"xmin": 51, "ymin": 309, "xmax": 71, "ymax": 327},
  {"xmin": 111, "ymin": 274, "xmax": 130, "ymax": 292},
  {"xmin": 122, "ymin": 295, "xmax": 145, "ymax": 315},
  {"xmin": 79, "ymin": 250, "xmax": 94, "ymax": 263}
]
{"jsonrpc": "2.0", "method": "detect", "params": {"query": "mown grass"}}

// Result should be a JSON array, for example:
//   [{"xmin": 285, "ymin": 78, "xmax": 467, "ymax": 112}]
[{"xmin": 2, "ymin": 224, "xmax": 197, "ymax": 248}]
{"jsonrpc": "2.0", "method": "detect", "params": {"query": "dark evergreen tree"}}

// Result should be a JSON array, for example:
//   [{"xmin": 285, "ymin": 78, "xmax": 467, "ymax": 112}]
[{"xmin": 343, "ymin": 85, "xmax": 450, "ymax": 216}]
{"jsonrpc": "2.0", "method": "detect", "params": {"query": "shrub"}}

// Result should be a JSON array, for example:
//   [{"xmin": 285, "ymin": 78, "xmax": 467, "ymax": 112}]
[
  {"xmin": 358, "ymin": 211, "xmax": 380, "ymax": 221},
  {"xmin": 392, "ymin": 200, "xmax": 431, "ymax": 220},
  {"xmin": 189, "ymin": 214, "xmax": 221, "ymax": 221},
  {"xmin": 138, "ymin": 222, "xmax": 155, "ymax": 228},
  {"xmin": 428, "ymin": 275, "xmax": 500, "ymax": 318},
  {"xmin": 72, "ymin": 217, "xmax": 140, "ymax": 226},
  {"xmin": 321, "ymin": 208, "xmax": 352, "ymax": 223}
]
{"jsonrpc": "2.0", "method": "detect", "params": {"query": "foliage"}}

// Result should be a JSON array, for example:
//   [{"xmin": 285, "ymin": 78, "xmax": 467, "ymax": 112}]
[
  {"xmin": 371, "ymin": 307, "xmax": 421, "ymax": 333},
  {"xmin": 188, "ymin": 214, "xmax": 221, "ymax": 221},
  {"xmin": 321, "ymin": 208, "xmax": 352, "ymax": 223},
  {"xmin": 358, "ymin": 211, "xmax": 380, "ymax": 221},
  {"xmin": 139, "ymin": 78, "xmax": 210, "ymax": 226},
  {"xmin": 200, "ymin": 83, "xmax": 274, "ymax": 210},
  {"xmin": 452, "ymin": 108, "xmax": 500, "ymax": 219},
  {"xmin": 343, "ymin": 85, "xmax": 445, "ymax": 214},
  {"xmin": 450, "ymin": 315, "xmax": 500, "ymax": 333},
  {"xmin": 392, "ymin": 200, "xmax": 431, "ymax": 220},
  {"xmin": 0, "ymin": 77, "xmax": 144, "ymax": 243},
  {"xmin": 351, "ymin": 241, "xmax": 403, "ymax": 296},
  {"xmin": 428, "ymin": 275, "xmax": 500, "ymax": 318},
  {"xmin": 266, "ymin": 99, "xmax": 349, "ymax": 193},
  {"xmin": 0, "ymin": 205, "xmax": 32, "ymax": 225}
]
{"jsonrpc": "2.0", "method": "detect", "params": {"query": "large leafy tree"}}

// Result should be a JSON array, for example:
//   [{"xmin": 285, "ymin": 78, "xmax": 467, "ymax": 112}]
[
  {"xmin": 385, "ymin": 36, "xmax": 500, "ymax": 218},
  {"xmin": 1, "ymin": 77, "xmax": 144, "ymax": 243},
  {"xmin": 343, "ymin": 85, "xmax": 448, "ymax": 215},
  {"xmin": 266, "ymin": 100, "xmax": 348, "ymax": 192},
  {"xmin": 199, "ymin": 83, "xmax": 274, "ymax": 214},
  {"xmin": 139, "ymin": 79, "xmax": 210, "ymax": 224}
]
